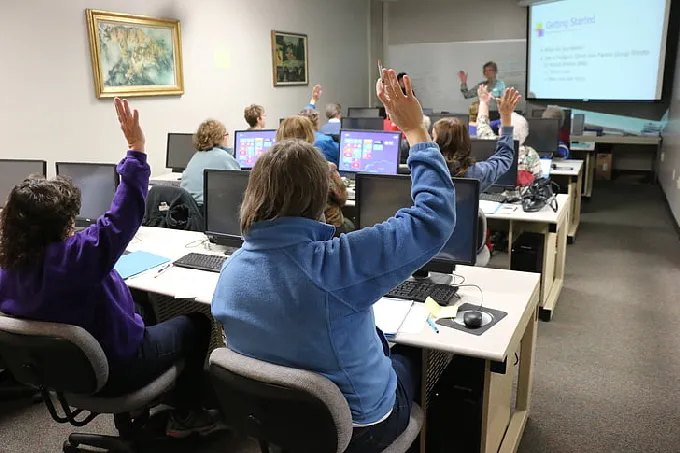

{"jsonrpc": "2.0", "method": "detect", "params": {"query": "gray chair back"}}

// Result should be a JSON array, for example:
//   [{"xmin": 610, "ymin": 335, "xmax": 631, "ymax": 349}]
[
  {"xmin": 209, "ymin": 348, "xmax": 353, "ymax": 453},
  {"xmin": 0, "ymin": 315, "xmax": 108, "ymax": 395}
]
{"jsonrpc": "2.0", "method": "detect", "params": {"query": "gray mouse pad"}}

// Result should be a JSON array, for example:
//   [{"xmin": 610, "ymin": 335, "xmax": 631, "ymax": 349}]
[{"xmin": 436, "ymin": 303, "xmax": 508, "ymax": 336}]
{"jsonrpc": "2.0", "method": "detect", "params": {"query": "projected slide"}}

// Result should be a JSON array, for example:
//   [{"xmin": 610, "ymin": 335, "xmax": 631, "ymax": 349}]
[{"xmin": 528, "ymin": 0, "xmax": 670, "ymax": 101}]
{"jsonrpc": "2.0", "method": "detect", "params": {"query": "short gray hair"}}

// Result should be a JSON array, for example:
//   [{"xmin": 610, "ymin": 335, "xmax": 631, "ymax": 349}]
[
  {"xmin": 542, "ymin": 107, "xmax": 566, "ymax": 128},
  {"xmin": 325, "ymin": 103, "xmax": 341, "ymax": 120}
]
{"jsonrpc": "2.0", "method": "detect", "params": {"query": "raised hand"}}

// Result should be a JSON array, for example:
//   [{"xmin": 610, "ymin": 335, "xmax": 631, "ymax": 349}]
[
  {"xmin": 496, "ymin": 88, "xmax": 522, "ymax": 127},
  {"xmin": 312, "ymin": 84, "xmax": 323, "ymax": 102},
  {"xmin": 458, "ymin": 71, "xmax": 468, "ymax": 84},
  {"xmin": 477, "ymin": 84, "xmax": 493, "ymax": 103},
  {"xmin": 114, "ymin": 98, "xmax": 145, "ymax": 153},
  {"xmin": 377, "ymin": 69, "xmax": 429, "ymax": 145}
]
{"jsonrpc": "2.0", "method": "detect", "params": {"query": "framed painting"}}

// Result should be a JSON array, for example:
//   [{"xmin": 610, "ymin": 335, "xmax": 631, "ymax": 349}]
[
  {"xmin": 86, "ymin": 9, "xmax": 184, "ymax": 98},
  {"xmin": 271, "ymin": 31, "xmax": 309, "ymax": 87}
]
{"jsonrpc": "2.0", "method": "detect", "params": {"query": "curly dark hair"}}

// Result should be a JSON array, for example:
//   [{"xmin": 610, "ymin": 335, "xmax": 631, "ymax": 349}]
[{"xmin": 0, "ymin": 176, "xmax": 81, "ymax": 270}]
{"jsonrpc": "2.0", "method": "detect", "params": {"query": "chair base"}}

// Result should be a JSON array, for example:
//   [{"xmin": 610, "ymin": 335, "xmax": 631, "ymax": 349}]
[{"xmin": 64, "ymin": 434, "xmax": 133, "ymax": 453}]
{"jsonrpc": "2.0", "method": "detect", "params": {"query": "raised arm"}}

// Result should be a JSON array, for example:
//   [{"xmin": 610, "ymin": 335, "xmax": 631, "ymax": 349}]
[
  {"xmin": 299, "ymin": 70, "xmax": 456, "ymax": 308},
  {"xmin": 62, "ymin": 98, "xmax": 149, "ymax": 281},
  {"xmin": 475, "ymin": 85, "xmax": 497, "ymax": 140},
  {"xmin": 458, "ymin": 71, "xmax": 478, "ymax": 99},
  {"xmin": 303, "ymin": 84, "xmax": 323, "ymax": 110},
  {"xmin": 466, "ymin": 88, "xmax": 522, "ymax": 190}
]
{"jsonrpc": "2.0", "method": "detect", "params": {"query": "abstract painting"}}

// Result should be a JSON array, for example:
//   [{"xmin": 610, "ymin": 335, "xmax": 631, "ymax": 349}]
[
  {"xmin": 86, "ymin": 9, "xmax": 184, "ymax": 98},
  {"xmin": 271, "ymin": 31, "xmax": 309, "ymax": 87}
]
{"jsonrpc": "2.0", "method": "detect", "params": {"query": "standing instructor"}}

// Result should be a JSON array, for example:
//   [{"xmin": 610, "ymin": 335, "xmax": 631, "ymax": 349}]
[{"xmin": 459, "ymin": 61, "xmax": 506, "ymax": 100}]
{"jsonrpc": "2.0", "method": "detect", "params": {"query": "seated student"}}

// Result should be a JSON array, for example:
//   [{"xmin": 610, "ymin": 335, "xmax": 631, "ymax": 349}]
[
  {"xmin": 541, "ymin": 106, "xmax": 570, "ymax": 158},
  {"xmin": 468, "ymin": 101, "xmax": 501, "ymax": 137},
  {"xmin": 180, "ymin": 119, "xmax": 239, "ymax": 205},
  {"xmin": 0, "ymin": 99, "xmax": 223, "ymax": 438},
  {"xmin": 433, "ymin": 87, "xmax": 521, "ymax": 190},
  {"xmin": 244, "ymin": 104, "xmax": 266, "ymax": 130},
  {"xmin": 211, "ymin": 69, "xmax": 456, "ymax": 453},
  {"xmin": 476, "ymin": 85, "xmax": 542, "ymax": 184},
  {"xmin": 320, "ymin": 102, "xmax": 342, "ymax": 136},
  {"xmin": 277, "ymin": 116, "xmax": 354, "ymax": 235},
  {"xmin": 299, "ymin": 108, "xmax": 340, "ymax": 166}
]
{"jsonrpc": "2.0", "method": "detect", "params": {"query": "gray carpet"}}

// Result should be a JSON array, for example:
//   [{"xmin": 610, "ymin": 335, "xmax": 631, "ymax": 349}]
[{"xmin": 1, "ymin": 182, "xmax": 678, "ymax": 452}]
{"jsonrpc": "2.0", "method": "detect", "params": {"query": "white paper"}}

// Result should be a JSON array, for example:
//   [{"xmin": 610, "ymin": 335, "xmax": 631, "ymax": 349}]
[
  {"xmin": 373, "ymin": 298, "xmax": 413, "ymax": 335},
  {"xmin": 399, "ymin": 303, "xmax": 430, "ymax": 334},
  {"xmin": 479, "ymin": 200, "xmax": 501, "ymax": 214}
]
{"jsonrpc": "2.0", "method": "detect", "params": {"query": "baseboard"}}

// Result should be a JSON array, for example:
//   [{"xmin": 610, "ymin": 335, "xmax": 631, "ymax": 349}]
[{"xmin": 660, "ymin": 184, "xmax": 680, "ymax": 240}]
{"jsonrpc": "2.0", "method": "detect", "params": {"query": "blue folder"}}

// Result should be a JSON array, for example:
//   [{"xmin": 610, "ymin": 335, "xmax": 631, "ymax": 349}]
[{"xmin": 114, "ymin": 251, "xmax": 171, "ymax": 280}]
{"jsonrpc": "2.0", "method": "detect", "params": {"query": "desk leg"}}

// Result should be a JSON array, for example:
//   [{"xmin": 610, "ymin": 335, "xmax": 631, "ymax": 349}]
[
  {"xmin": 568, "ymin": 171, "xmax": 583, "ymax": 242},
  {"xmin": 577, "ymin": 151, "xmax": 595, "ymax": 198},
  {"xmin": 539, "ymin": 205, "xmax": 568, "ymax": 321}
]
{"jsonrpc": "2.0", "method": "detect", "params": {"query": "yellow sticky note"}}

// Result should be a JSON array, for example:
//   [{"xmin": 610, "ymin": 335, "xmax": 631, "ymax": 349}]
[{"xmin": 425, "ymin": 297, "xmax": 459, "ymax": 320}]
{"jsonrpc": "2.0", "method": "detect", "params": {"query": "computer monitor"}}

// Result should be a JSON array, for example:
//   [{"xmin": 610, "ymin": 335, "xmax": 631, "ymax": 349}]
[
  {"xmin": 203, "ymin": 169, "xmax": 250, "ymax": 248},
  {"xmin": 339, "ymin": 130, "xmax": 401, "ymax": 175},
  {"xmin": 428, "ymin": 113, "xmax": 469, "ymax": 133},
  {"xmin": 0, "ymin": 159, "xmax": 47, "ymax": 209},
  {"xmin": 356, "ymin": 174, "xmax": 479, "ymax": 272},
  {"xmin": 525, "ymin": 118, "xmax": 560, "ymax": 156},
  {"xmin": 341, "ymin": 117, "xmax": 385, "ymax": 131},
  {"xmin": 166, "ymin": 133, "xmax": 195, "ymax": 172},
  {"xmin": 469, "ymin": 139, "xmax": 520, "ymax": 190},
  {"xmin": 55, "ymin": 162, "xmax": 119, "ymax": 225},
  {"xmin": 571, "ymin": 113, "xmax": 585, "ymax": 135},
  {"xmin": 347, "ymin": 107, "xmax": 381, "ymax": 118},
  {"xmin": 233, "ymin": 129, "xmax": 277, "ymax": 169},
  {"xmin": 541, "ymin": 158, "xmax": 553, "ymax": 178}
]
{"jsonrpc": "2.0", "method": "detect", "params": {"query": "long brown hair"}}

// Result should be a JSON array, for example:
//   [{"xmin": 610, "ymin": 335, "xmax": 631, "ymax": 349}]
[
  {"xmin": 433, "ymin": 117, "xmax": 475, "ymax": 176},
  {"xmin": 240, "ymin": 140, "xmax": 329, "ymax": 234}
]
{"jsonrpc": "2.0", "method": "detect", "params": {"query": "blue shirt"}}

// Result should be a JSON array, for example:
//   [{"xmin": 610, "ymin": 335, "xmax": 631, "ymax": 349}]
[
  {"xmin": 314, "ymin": 131, "xmax": 340, "ymax": 166},
  {"xmin": 211, "ymin": 142, "xmax": 456, "ymax": 425},
  {"xmin": 0, "ymin": 151, "xmax": 149, "ymax": 362},
  {"xmin": 320, "ymin": 119, "xmax": 341, "ymax": 136},
  {"xmin": 180, "ymin": 147, "xmax": 240, "ymax": 204},
  {"xmin": 464, "ymin": 126, "xmax": 515, "ymax": 191}
]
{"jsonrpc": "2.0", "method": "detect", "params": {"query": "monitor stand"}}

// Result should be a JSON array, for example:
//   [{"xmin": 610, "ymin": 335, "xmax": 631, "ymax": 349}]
[{"xmin": 411, "ymin": 268, "xmax": 453, "ymax": 286}]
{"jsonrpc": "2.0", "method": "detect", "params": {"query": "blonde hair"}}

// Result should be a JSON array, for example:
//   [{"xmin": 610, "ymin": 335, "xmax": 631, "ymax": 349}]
[
  {"xmin": 193, "ymin": 120, "xmax": 226, "ymax": 151},
  {"xmin": 299, "ymin": 108, "xmax": 321, "ymax": 130},
  {"xmin": 277, "ymin": 116, "xmax": 315, "ymax": 144},
  {"xmin": 244, "ymin": 104, "xmax": 265, "ymax": 128},
  {"xmin": 469, "ymin": 102, "xmax": 480, "ymax": 123},
  {"xmin": 240, "ymin": 140, "xmax": 329, "ymax": 233}
]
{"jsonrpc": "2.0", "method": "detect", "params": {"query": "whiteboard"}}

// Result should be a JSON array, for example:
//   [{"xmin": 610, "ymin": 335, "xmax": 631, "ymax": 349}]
[{"xmin": 386, "ymin": 40, "xmax": 527, "ymax": 114}]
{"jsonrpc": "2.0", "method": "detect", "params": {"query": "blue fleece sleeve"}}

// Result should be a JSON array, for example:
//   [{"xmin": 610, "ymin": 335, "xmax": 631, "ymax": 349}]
[
  {"xmin": 304, "ymin": 143, "xmax": 456, "ymax": 310},
  {"xmin": 316, "ymin": 137, "xmax": 340, "ymax": 166},
  {"xmin": 465, "ymin": 126, "xmax": 515, "ymax": 191},
  {"xmin": 304, "ymin": 103, "xmax": 316, "ymax": 111},
  {"xmin": 61, "ymin": 151, "xmax": 150, "ymax": 281}
]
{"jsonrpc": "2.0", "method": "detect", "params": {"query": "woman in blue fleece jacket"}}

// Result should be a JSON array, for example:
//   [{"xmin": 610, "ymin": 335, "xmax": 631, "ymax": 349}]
[{"xmin": 212, "ymin": 70, "xmax": 455, "ymax": 452}]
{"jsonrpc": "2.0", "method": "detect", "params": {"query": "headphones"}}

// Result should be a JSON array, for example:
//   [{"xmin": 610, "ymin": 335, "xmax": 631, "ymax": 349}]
[{"xmin": 521, "ymin": 178, "xmax": 559, "ymax": 213}]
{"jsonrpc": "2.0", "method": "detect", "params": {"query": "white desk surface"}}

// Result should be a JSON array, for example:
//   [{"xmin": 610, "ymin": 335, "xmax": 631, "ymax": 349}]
[
  {"xmin": 570, "ymin": 135, "xmax": 661, "ymax": 145},
  {"xmin": 150, "ymin": 171, "xmax": 182, "ymax": 182},
  {"xmin": 486, "ymin": 193, "xmax": 569, "ymax": 224},
  {"xmin": 394, "ymin": 266, "xmax": 540, "ymax": 362},
  {"xmin": 125, "ymin": 227, "xmax": 540, "ymax": 362},
  {"xmin": 550, "ymin": 159, "xmax": 583, "ymax": 177}
]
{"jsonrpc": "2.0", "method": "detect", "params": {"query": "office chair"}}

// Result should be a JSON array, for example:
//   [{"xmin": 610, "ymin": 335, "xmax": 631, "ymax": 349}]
[
  {"xmin": 0, "ymin": 315, "xmax": 183, "ymax": 453},
  {"xmin": 209, "ymin": 347, "xmax": 424, "ymax": 453},
  {"xmin": 476, "ymin": 210, "xmax": 490, "ymax": 267},
  {"xmin": 0, "ymin": 358, "xmax": 40, "ymax": 401},
  {"xmin": 143, "ymin": 185, "xmax": 204, "ymax": 231}
]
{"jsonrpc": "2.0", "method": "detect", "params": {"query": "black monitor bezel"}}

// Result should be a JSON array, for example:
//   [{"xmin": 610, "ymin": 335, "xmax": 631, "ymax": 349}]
[
  {"xmin": 347, "ymin": 107, "xmax": 382, "ymax": 118},
  {"xmin": 355, "ymin": 173, "xmax": 479, "ymax": 271},
  {"xmin": 0, "ymin": 159, "xmax": 48, "ymax": 209},
  {"xmin": 202, "ymin": 169, "xmax": 249, "ymax": 249},
  {"xmin": 469, "ymin": 139, "xmax": 520, "ymax": 190},
  {"xmin": 338, "ymin": 129, "xmax": 402, "ymax": 175},
  {"xmin": 232, "ymin": 129, "xmax": 277, "ymax": 169},
  {"xmin": 525, "ymin": 118, "xmax": 561, "ymax": 155},
  {"xmin": 54, "ymin": 161, "xmax": 119, "ymax": 224},
  {"xmin": 340, "ymin": 117, "xmax": 385, "ymax": 131},
  {"xmin": 165, "ymin": 132, "xmax": 194, "ymax": 173}
]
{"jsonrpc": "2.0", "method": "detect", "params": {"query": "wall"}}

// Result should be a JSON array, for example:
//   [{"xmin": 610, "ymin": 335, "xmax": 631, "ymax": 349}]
[
  {"xmin": 660, "ymin": 31, "xmax": 680, "ymax": 225},
  {"xmin": 0, "ymin": 0, "xmax": 369, "ymax": 176}
]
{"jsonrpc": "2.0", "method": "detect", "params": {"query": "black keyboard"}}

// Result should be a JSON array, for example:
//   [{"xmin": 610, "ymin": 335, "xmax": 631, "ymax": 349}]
[
  {"xmin": 480, "ymin": 192, "xmax": 507, "ymax": 203},
  {"xmin": 385, "ymin": 281, "xmax": 458, "ymax": 304},
  {"xmin": 173, "ymin": 253, "xmax": 226, "ymax": 273}
]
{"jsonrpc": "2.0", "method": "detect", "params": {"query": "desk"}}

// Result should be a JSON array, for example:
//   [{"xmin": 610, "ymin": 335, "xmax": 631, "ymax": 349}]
[
  {"xmin": 551, "ymin": 159, "xmax": 583, "ymax": 242},
  {"xmin": 150, "ymin": 171, "xmax": 182, "ymax": 184},
  {"xmin": 570, "ymin": 135, "xmax": 662, "ymax": 198},
  {"xmin": 126, "ymin": 228, "xmax": 540, "ymax": 453},
  {"xmin": 486, "ymin": 193, "xmax": 570, "ymax": 321}
]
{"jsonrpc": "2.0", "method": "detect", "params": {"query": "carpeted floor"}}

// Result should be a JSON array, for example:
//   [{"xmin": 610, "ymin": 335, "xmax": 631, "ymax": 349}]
[{"xmin": 1, "ymin": 182, "xmax": 678, "ymax": 453}]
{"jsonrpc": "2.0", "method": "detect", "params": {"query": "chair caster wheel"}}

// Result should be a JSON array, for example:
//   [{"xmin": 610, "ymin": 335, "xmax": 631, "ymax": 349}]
[{"xmin": 63, "ymin": 440, "xmax": 80, "ymax": 453}]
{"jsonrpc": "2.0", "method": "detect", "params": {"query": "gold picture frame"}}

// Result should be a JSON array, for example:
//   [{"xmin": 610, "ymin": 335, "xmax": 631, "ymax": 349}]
[
  {"xmin": 271, "ymin": 30, "xmax": 309, "ymax": 87},
  {"xmin": 86, "ymin": 9, "xmax": 184, "ymax": 98}
]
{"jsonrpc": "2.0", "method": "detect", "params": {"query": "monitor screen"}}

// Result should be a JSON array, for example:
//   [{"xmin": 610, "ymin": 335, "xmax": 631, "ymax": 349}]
[
  {"xmin": 469, "ymin": 139, "xmax": 520, "ymax": 189},
  {"xmin": 571, "ymin": 113, "xmax": 585, "ymax": 135},
  {"xmin": 234, "ymin": 129, "xmax": 277, "ymax": 169},
  {"xmin": 203, "ymin": 169, "xmax": 250, "ymax": 247},
  {"xmin": 525, "ymin": 118, "xmax": 560, "ymax": 155},
  {"xmin": 339, "ymin": 130, "xmax": 401, "ymax": 175},
  {"xmin": 347, "ymin": 107, "xmax": 381, "ymax": 118},
  {"xmin": 166, "ymin": 133, "xmax": 195, "ymax": 172},
  {"xmin": 0, "ymin": 160, "xmax": 47, "ymax": 209},
  {"xmin": 356, "ymin": 174, "xmax": 479, "ymax": 270},
  {"xmin": 541, "ymin": 158, "xmax": 553, "ymax": 178},
  {"xmin": 55, "ymin": 162, "xmax": 118, "ymax": 223},
  {"xmin": 341, "ymin": 117, "xmax": 385, "ymax": 131}
]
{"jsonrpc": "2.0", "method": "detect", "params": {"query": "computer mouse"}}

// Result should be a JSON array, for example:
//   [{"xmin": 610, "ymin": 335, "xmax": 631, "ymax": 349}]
[
  {"xmin": 551, "ymin": 163, "xmax": 557, "ymax": 170},
  {"xmin": 463, "ymin": 311, "xmax": 484, "ymax": 329}
]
